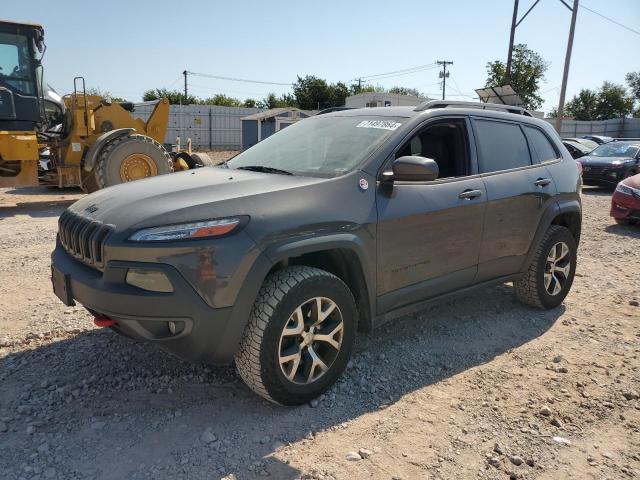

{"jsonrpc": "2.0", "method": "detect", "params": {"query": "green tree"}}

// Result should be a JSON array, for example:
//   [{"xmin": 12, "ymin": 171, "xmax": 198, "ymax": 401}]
[
  {"xmin": 258, "ymin": 92, "xmax": 297, "ymax": 109},
  {"xmin": 199, "ymin": 94, "xmax": 242, "ymax": 107},
  {"xmin": 292, "ymin": 75, "xmax": 350, "ymax": 110},
  {"xmin": 625, "ymin": 71, "xmax": 640, "ymax": 117},
  {"xmin": 485, "ymin": 44, "xmax": 549, "ymax": 110},
  {"xmin": 143, "ymin": 88, "xmax": 198, "ymax": 105},
  {"xmin": 86, "ymin": 87, "xmax": 127, "ymax": 103},
  {"xmin": 565, "ymin": 88, "xmax": 599, "ymax": 120},
  {"xmin": 388, "ymin": 86, "xmax": 424, "ymax": 97},
  {"xmin": 243, "ymin": 99, "xmax": 258, "ymax": 108},
  {"xmin": 594, "ymin": 81, "xmax": 633, "ymax": 119}
]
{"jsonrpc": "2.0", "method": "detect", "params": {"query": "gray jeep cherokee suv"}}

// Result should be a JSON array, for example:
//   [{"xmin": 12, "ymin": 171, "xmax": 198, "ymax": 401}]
[{"xmin": 51, "ymin": 101, "xmax": 582, "ymax": 405}]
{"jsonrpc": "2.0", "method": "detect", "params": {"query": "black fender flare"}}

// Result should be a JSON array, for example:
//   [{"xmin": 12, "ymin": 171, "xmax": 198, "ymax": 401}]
[
  {"xmin": 210, "ymin": 233, "xmax": 376, "ymax": 363},
  {"xmin": 521, "ymin": 198, "xmax": 582, "ymax": 272},
  {"xmin": 82, "ymin": 128, "xmax": 135, "ymax": 172}
]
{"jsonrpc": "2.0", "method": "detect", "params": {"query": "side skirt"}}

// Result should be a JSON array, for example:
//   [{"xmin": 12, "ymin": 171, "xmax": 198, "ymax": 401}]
[{"xmin": 373, "ymin": 273, "xmax": 524, "ymax": 328}]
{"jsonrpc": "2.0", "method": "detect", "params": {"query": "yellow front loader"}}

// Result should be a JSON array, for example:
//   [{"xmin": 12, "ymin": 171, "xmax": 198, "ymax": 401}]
[{"xmin": 0, "ymin": 20, "xmax": 210, "ymax": 192}]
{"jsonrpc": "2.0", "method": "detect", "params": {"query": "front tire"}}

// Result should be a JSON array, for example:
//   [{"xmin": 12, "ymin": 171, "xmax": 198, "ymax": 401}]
[
  {"xmin": 94, "ymin": 134, "xmax": 173, "ymax": 190},
  {"xmin": 235, "ymin": 266, "xmax": 357, "ymax": 405},
  {"xmin": 514, "ymin": 225, "xmax": 577, "ymax": 309}
]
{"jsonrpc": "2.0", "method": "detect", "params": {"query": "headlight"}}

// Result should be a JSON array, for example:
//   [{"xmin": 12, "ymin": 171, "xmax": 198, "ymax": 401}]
[
  {"xmin": 129, "ymin": 217, "xmax": 242, "ymax": 242},
  {"xmin": 615, "ymin": 183, "xmax": 635, "ymax": 195}
]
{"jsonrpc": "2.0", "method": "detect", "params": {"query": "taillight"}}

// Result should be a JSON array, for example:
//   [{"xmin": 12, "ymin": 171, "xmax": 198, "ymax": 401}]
[{"xmin": 576, "ymin": 161, "xmax": 583, "ymax": 175}]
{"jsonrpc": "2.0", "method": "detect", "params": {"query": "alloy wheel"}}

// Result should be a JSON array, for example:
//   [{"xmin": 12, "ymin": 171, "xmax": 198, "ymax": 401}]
[
  {"xmin": 544, "ymin": 241, "xmax": 571, "ymax": 296},
  {"xmin": 278, "ymin": 297, "xmax": 344, "ymax": 385}
]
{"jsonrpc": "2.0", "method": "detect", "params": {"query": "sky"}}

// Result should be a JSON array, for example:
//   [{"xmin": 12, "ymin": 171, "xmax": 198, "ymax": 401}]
[{"xmin": 6, "ymin": 0, "xmax": 640, "ymax": 114}]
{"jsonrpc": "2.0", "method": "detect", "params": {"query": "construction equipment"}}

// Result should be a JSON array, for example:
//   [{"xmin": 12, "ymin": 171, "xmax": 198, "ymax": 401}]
[{"xmin": 0, "ymin": 20, "xmax": 210, "ymax": 192}]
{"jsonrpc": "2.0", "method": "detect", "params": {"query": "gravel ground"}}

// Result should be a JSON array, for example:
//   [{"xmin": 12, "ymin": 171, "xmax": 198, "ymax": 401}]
[{"xmin": 0, "ymin": 185, "xmax": 638, "ymax": 480}]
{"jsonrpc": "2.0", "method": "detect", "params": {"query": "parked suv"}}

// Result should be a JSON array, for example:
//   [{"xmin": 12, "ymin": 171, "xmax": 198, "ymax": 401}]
[{"xmin": 51, "ymin": 101, "xmax": 582, "ymax": 405}]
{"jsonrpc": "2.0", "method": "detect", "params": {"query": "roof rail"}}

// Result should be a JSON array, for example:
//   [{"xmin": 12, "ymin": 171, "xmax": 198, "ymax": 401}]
[{"xmin": 415, "ymin": 100, "xmax": 532, "ymax": 117}]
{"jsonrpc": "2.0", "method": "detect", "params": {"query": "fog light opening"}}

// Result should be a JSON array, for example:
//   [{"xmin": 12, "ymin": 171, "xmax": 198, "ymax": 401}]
[
  {"xmin": 167, "ymin": 321, "xmax": 184, "ymax": 336},
  {"xmin": 125, "ymin": 268, "xmax": 174, "ymax": 293}
]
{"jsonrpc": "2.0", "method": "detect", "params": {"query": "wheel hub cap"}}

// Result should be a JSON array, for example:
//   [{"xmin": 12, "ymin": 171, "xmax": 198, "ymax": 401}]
[
  {"xmin": 119, "ymin": 153, "xmax": 158, "ymax": 181},
  {"xmin": 278, "ymin": 297, "xmax": 344, "ymax": 385},
  {"xmin": 544, "ymin": 241, "xmax": 571, "ymax": 296}
]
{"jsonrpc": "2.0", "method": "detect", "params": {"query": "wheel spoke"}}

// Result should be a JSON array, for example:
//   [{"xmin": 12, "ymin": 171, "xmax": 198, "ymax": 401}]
[
  {"xmin": 311, "ymin": 298, "xmax": 337, "ymax": 327},
  {"xmin": 279, "ymin": 349, "xmax": 302, "ymax": 381},
  {"xmin": 551, "ymin": 273, "xmax": 562, "ymax": 295},
  {"xmin": 282, "ymin": 307, "xmax": 305, "ymax": 336},
  {"xmin": 554, "ymin": 262, "xmax": 570, "ymax": 278},
  {"xmin": 313, "ymin": 323, "xmax": 343, "ymax": 350},
  {"xmin": 544, "ymin": 272, "xmax": 553, "ymax": 290},
  {"xmin": 556, "ymin": 243, "xmax": 569, "ymax": 262},
  {"xmin": 306, "ymin": 346, "xmax": 329, "ymax": 383}
]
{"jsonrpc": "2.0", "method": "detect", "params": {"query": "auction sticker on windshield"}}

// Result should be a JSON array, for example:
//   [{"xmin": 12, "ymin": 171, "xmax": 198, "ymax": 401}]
[{"xmin": 356, "ymin": 120, "xmax": 402, "ymax": 131}]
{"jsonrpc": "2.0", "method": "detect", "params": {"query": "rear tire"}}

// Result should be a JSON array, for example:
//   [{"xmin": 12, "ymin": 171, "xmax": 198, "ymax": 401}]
[
  {"xmin": 235, "ymin": 266, "xmax": 357, "ymax": 405},
  {"xmin": 514, "ymin": 225, "xmax": 577, "ymax": 309},
  {"xmin": 94, "ymin": 134, "xmax": 173, "ymax": 189}
]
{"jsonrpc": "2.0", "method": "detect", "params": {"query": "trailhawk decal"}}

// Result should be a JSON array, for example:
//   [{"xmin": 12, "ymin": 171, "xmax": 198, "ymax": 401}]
[{"xmin": 355, "ymin": 120, "xmax": 402, "ymax": 131}]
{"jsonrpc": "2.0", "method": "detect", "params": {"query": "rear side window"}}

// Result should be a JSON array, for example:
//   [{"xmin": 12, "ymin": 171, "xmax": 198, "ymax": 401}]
[
  {"xmin": 524, "ymin": 126, "xmax": 560, "ymax": 162},
  {"xmin": 473, "ymin": 119, "xmax": 531, "ymax": 173}
]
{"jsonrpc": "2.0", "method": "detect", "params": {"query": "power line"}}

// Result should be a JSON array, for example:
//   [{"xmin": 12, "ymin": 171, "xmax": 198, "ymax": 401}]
[
  {"xmin": 187, "ymin": 71, "xmax": 292, "ymax": 86},
  {"xmin": 355, "ymin": 63, "xmax": 438, "ymax": 81},
  {"xmin": 579, "ymin": 3, "xmax": 640, "ymax": 36}
]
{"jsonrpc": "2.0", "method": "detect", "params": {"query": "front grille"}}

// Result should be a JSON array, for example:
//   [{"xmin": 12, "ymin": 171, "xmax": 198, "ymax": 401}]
[
  {"xmin": 582, "ymin": 165, "xmax": 608, "ymax": 176},
  {"xmin": 58, "ymin": 210, "xmax": 114, "ymax": 270}
]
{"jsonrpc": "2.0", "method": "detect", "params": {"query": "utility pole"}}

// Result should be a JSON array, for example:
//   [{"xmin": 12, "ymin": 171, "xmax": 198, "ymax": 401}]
[
  {"xmin": 183, "ymin": 70, "xmax": 188, "ymax": 103},
  {"xmin": 506, "ymin": 0, "xmax": 520, "ymax": 78},
  {"xmin": 437, "ymin": 60, "xmax": 453, "ymax": 100},
  {"xmin": 555, "ymin": 0, "xmax": 579, "ymax": 133}
]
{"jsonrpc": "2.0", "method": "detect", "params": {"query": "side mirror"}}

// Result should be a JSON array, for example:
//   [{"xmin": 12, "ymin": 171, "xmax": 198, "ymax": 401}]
[{"xmin": 384, "ymin": 156, "xmax": 439, "ymax": 182}]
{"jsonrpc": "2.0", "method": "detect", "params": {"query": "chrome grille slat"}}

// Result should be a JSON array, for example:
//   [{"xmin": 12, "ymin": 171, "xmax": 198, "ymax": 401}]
[{"xmin": 57, "ymin": 211, "xmax": 113, "ymax": 271}]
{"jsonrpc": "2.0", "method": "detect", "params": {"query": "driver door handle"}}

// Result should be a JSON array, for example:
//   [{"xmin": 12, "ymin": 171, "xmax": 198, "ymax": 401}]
[
  {"xmin": 534, "ymin": 178, "xmax": 552, "ymax": 187},
  {"xmin": 458, "ymin": 189, "xmax": 483, "ymax": 200}
]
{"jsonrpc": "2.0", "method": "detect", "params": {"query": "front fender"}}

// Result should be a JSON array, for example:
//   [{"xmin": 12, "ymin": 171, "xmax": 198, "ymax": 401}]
[{"xmin": 212, "ymin": 233, "xmax": 376, "ymax": 362}]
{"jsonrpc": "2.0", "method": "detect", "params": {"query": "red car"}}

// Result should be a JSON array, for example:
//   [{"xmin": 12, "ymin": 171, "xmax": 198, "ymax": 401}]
[{"xmin": 611, "ymin": 172, "xmax": 640, "ymax": 225}]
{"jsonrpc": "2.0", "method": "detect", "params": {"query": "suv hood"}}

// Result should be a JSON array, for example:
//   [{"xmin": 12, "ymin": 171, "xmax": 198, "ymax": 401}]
[
  {"xmin": 68, "ymin": 167, "xmax": 324, "ymax": 233},
  {"xmin": 579, "ymin": 155, "xmax": 635, "ymax": 166}
]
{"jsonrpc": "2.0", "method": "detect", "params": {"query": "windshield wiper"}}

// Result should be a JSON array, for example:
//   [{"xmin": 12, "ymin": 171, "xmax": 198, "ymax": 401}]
[{"xmin": 236, "ymin": 165, "xmax": 294, "ymax": 175}]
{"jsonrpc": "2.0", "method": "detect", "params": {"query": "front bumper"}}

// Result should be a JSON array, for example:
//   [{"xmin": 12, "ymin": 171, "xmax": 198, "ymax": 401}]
[
  {"xmin": 581, "ymin": 165, "xmax": 629, "ymax": 186},
  {"xmin": 610, "ymin": 190, "xmax": 640, "ymax": 221},
  {"xmin": 51, "ymin": 244, "xmax": 240, "ymax": 364}
]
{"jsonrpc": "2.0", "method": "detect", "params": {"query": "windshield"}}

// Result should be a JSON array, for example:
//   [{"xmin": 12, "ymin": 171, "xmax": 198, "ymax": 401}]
[
  {"xmin": 0, "ymin": 32, "xmax": 35, "ymax": 95},
  {"xmin": 590, "ymin": 143, "xmax": 639, "ymax": 158},
  {"xmin": 228, "ymin": 116, "xmax": 404, "ymax": 177}
]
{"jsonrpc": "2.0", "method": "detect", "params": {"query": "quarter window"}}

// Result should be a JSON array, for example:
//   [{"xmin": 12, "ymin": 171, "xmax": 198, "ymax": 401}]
[
  {"xmin": 524, "ymin": 126, "xmax": 559, "ymax": 162},
  {"xmin": 473, "ymin": 119, "xmax": 531, "ymax": 173}
]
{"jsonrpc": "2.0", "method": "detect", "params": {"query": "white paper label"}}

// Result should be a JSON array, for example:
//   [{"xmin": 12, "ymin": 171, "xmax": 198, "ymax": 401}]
[{"xmin": 356, "ymin": 120, "xmax": 402, "ymax": 131}]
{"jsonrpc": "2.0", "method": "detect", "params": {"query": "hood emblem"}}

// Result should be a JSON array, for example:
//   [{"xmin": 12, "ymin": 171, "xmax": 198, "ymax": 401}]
[
  {"xmin": 85, "ymin": 204, "xmax": 99, "ymax": 214},
  {"xmin": 359, "ymin": 178, "xmax": 369, "ymax": 191}
]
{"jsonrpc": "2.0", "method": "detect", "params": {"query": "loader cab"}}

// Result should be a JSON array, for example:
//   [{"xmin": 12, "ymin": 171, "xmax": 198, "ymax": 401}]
[{"xmin": 0, "ymin": 20, "xmax": 45, "ymax": 131}]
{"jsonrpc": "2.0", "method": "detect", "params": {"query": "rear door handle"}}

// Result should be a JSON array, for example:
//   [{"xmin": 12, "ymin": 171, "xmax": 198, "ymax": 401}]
[
  {"xmin": 458, "ymin": 189, "xmax": 483, "ymax": 200},
  {"xmin": 534, "ymin": 178, "xmax": 551, "ymax": 187}
]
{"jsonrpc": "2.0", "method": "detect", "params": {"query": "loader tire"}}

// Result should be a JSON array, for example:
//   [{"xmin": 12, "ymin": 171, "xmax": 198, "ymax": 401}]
[
  {"xmin": 94, "ymin": 134, "xmax": 173, "ymax": 190},
  {"xmin": 190, "ymin": 152, "xmax": 214, "ymax": 167}
]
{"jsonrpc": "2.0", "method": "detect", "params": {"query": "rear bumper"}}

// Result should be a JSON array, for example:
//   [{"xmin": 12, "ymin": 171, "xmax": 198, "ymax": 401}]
[
  {"xmin": 610, "ymin": 191, "xmax": 640, "ymax": 220},
  {"xmin": 51, "ymin": 244, "xmax": 241, "ymax": 364}
]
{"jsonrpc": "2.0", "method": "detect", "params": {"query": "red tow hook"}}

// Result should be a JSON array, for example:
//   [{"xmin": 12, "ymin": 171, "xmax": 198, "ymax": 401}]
[{"xmin": 94, "ymin": 315, "xmax": 116, "ymax": 327}]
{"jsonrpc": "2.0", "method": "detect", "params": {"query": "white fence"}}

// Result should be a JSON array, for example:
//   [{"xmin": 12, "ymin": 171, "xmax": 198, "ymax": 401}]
[
  {"xmin": 545, "ymin": 117, "xmax": 640, "ymax": 138},
  {"xmin": 132, "ymin": 104, "xmax": 263, "ymax": 151}
]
